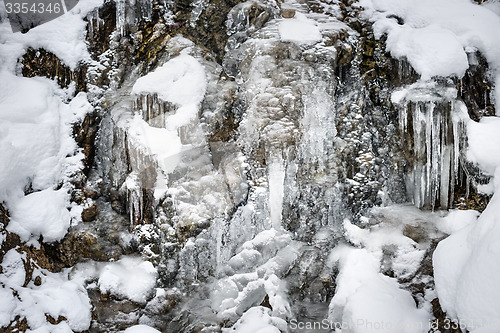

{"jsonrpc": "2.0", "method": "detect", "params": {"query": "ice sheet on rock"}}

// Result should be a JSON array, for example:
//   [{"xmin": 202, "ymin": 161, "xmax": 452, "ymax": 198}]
[
  {"xmin": 268, "ymin": 159, "xmax": 285, "ymax": 229},
  {"xmin": 98, "ymin": 256, "xmax": 158, "ymax": 304},
  {"xmin": 211, "ymin": 229, "xmax": 301, "ymax": 322}
]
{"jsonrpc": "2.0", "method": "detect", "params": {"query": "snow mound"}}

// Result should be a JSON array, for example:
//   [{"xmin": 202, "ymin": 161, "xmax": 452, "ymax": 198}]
[
  {"xmin": 328, "ymin": 214, "xmax": 436, "ymax": 332},
  {"xmin": 384, "ymin": 24, "xmax": 468, "ymax": 80},
  {"xmin": 329, "ymin": 247, "xmax": 429, "ymax": 333},
  {"xmin": 359, "ymin": 0, "xmax": 500, "ymax": 107},
  {"xmin": 7, "ymin": 188, "xmax": 70, "ymax": 243},
  {"xmin": 467, "ymin": 117, "xmax": 500, "ymax": 175},
  {"xmin": 123, "ymin": 324, "xmax": 161, "ymax": 333},
  {"xmin": 98, "ymin": 257, "xmax": 158, "ymax": 303},
  {"xmin": 433, "ymin": 117, "xmax": 500, "ymax": 332}
]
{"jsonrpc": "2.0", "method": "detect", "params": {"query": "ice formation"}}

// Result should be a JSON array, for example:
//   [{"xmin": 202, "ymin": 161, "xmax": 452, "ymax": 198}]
[{"xmin": 1, "ymin": 0, "xmax": 500, "ymax": 331}]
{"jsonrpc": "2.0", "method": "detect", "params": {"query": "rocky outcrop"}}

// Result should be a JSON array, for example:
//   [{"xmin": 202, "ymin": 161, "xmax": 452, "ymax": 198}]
[{"xmin": 21, "ymin": 48, "xmax": 87, "ymax": 93}]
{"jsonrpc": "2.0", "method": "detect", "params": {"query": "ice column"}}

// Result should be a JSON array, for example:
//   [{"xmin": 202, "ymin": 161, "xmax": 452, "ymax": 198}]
[{"xmin": 268, "ymin": 158, "xmax": 285, "ymax": 229}]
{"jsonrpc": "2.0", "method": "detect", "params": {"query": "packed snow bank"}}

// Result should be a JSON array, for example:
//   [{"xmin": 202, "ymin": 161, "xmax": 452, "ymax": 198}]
[
  {"xmin": 467, "ymin": 117, "xmax": 500, "ymax": 175},
  {"xmin": 98, "ymin": 257, "xmax": 158, "ymax": 303},
  {"xmin": 279, "ymin": 12, "xmax": 322, "ymax": 44},
  {"xmin": 0, "ymin": 249, "xmax": 92, "ymax": 331},
  {"xmin": 436, "ymin": 209, "xmax": 479, "ymax": 235},
  {"xmin": 328, "ymin": 216, "xmax": 433, "ymax": 333},
  {"xmin": 359, "ymin": 0, "xmax": 500, "ymax": 106},
  {"xmin": 328, "ymin": 247, "xmax": 429, "ymax": 333},
  {"xmin": 433, "ymin": 117, "xmax": 500, "ymax": 332},
  {"xmin": 0, "ymin": 73, "xmax": 93, "ymax": 243}
]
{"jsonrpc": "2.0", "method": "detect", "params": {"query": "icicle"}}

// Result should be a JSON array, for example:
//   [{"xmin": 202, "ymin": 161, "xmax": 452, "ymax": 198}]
[
  {"xmin": 268, "ymin": 157, "xmax": 285, "ymax": 230},
  {"xmin": 440, "ymin": 145, "xmax": 451, "ymax": 209}
]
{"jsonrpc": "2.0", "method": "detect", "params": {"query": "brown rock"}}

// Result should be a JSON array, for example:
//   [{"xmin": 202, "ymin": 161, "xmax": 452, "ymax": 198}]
[
  {"xmin": 281, "ymin": 8, "xmax": 296, "ymax": 18},
  {"xmin": 402, "ymin": 224, "xmax": 427, "ymax": 243},
  {"xmin": 82, "ymin": 204, "xmax": 98, "ymax": 222}
]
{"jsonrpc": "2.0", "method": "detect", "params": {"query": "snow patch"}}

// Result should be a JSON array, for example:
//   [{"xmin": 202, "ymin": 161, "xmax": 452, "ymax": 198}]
[
  {"xmin": 98, "ymin": 257, "xmax": 158, "ymax": 303},
  {"xmin": 7, "ymin": 188, "xmax": 70, "ymax": 243},
  {"xmin": 123, "ymin": 324, "xmax": 162, "ymax": 333},
  {"xmin": 279, "ymin": 12, "xmax": 322, "ymax": 44}
]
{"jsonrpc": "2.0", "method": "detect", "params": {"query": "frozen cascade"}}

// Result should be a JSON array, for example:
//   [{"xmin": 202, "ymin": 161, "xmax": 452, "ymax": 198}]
[
  {"xmin": 394, "ymin": 85, "xmax": 468, "ymax": 209},
  {"xmin": 8, "ymin": 0, "xmax": 498, "ymax": 330}
]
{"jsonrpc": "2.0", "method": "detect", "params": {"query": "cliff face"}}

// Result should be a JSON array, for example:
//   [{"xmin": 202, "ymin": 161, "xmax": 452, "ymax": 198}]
[{"xmin": 1, "ymin": 0, "xmax": 498, "ymax": 332}]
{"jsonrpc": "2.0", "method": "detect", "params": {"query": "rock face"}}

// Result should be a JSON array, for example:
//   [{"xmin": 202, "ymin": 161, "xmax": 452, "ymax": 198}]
[{"xmin": 4, "ymin": 0, "xmax": 496, "ymax": 331}]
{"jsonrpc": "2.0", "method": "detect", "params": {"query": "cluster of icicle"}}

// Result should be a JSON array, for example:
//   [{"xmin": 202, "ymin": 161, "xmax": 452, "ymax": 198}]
[{"xmin": 397, "ymin": 96, "xmax": 468, "ymax": 209}]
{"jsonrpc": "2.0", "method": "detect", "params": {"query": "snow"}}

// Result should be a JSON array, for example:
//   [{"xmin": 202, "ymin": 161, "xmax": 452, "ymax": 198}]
[
  {"xmin": 433, "ymin": 115, "xmax": 500, "ymax": 332},
  {"xmin": 132, "ymin": 52, "xmax": 207, "ymax": 130},
  {"xmin": 436, "ymin": 209, "xmax": 479, "ymax": 235},
  {"xmin": 0, "ymin": 249, "xmax": 92, "ymax": 331},
  {"xmin": 128, "ymin": 114, "xmax": 183, "ymax": 174},
  {"xmin": 359, "ymin": 0, "xmax": 500, "ymax": 108},
  {"xmin": 467, "ymin": 117, "xmax": 500, "ymax": 175},
  {"xmin": 327, "ymin": 211, "xmax": 438, "ymax": 332},
  {"xmin": 123, "ymin": 325, "xmax": 162, "ymax": 333},
  {"xmin": 128, "ymin": 52, "xmax": 209, "ymax": 183},
  {"xmin": 329, "ymin": 247, "xmax": 429, "ymax": 333},
  {"xmin": 0, "ymin": 0, "xmax": 104, "ymax": 71},
  {"xmin": 384, "ymin": 24, "xmax": 468, "ymax": 80},
  {"xmin": 98, "ymin": 256, "xmax": 158, "ymax": 303},
  {"xmin": 0, "ymin": 72, "xmax": 93, "ymax": 243},
  {"xmin": 0, "ymin": 0, "xmax": 109, "ymax": 329},
  {"xmin": 279, "ymin": 12, "xmax": 322, "ymax": 44},
  {"xmin": 222, "ymin": 306, "xmax": 287, "ymax": 333},
  {"xmin": 6, "ymin": 188, "xmax": 70, "ymax": 243}
]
